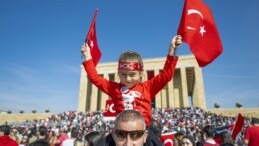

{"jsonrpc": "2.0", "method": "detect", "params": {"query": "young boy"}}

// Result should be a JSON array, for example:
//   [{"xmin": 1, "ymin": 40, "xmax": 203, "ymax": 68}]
[{"xmin": 80, "ymin": 35, "xmax": 182, "ymax": 127}]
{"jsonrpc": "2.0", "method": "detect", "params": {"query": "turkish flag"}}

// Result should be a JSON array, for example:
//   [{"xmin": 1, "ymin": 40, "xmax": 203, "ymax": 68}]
[
  {"xmin": 160, "ymin": 132, "xmax": 175, "ymax": 146},
  {"xmin": 103, "ymin": 100, "xmax": 117, "ymax": 117},
  {"xmin": 85, "ymin": 9, "xmax": 101, "ymax": 66},
  {"xmin": 231, "ymin": 113, "xmax": 244, "ymax": 141},
  {"xmin": 177, "ymin": 0, "xmax": 223, "ymax": 67},
  {"xmin": 214, "ymin": 113, "xmax": 244, "ymax": 143}
]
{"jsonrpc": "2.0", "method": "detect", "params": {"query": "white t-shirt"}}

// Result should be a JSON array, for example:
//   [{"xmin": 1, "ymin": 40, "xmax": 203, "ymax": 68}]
[{"xmin": 62, "ymin": 139, "xmax": 75, "ymax": 146}]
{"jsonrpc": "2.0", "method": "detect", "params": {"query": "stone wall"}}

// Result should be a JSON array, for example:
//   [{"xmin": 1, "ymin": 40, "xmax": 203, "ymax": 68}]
[
  {"xmin": 0, "ymin": 113, "xmax": 51, "ymax": 125},
  {"xmin": 207, "ymin": 108, "xmax": 259, "ymax": 118}
]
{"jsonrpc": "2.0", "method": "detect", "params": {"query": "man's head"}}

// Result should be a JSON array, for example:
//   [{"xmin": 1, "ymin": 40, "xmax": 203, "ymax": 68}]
[
  {"xmin": 112, "ymin": 110, "xmax": 148, "ymax": 146},
  {"xmin": 203, "ymin": 125, "xmax": 215, "ymax": 139},
  {"xmin": 181, "ymin": 135, "xmax": 195, "ymax": 146},
  {"xmin": 118, "ymin": 51, "xmax": 143, "ymax": 88},
  {"xmin": 173, "ymin": 132, "xmax": 184, "ymax": 146},
  {"xmin": 71, "ymin": 127, "xmax": 79, "ymax": 139},
  {"xmin": 149, "ymin": 119, "xmax": 162, "ymax": 138},
  {"xmin": 38, "ymin": 126, "xmax": 49, "ymax": 140},
  {"xmin": 0, "ymin": 125, "xmax": 11, "ymax": 136},
  {"xmin": 11, "ymin": 127, "xmax": 18, "ymax": 136}
]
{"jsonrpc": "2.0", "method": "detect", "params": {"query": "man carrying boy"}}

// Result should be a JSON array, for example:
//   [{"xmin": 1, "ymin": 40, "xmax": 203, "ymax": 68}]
[{"xmin": 81, "ymin": 35, "xmax": 182, "ymax": 145}]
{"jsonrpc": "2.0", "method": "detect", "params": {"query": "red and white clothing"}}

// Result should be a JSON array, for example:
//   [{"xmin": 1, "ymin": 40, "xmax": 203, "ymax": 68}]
[
  {"xmin": 83, "ymin": 55, "xmax": 178, "ymax": 126},
  {"xmin": 0, "ymin": 135, "xmax": 19, "ymax": 146},
  {"xmin": 58, "ymin": 134, "xmax": 69, "ymax": 146},
  {"xmin": 244, "ymin": 125, "xmax": 259, "ymax": 146}
]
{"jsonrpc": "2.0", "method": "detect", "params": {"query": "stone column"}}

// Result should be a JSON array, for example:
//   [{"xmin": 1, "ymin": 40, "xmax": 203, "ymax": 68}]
[
  {"xmin": 161, "ymin": 88, "xmax": 167, "ymax": 108},
  {"xmin": 154, "ymin": 69, "xmax": 162, "ymax": 108},
  {"xmin": 78, "ymin": 65, "xmax": 88, "ymax": 112},
  {"xmin": 193, "ymin": 67, "xmax": 206, "ymax": 109},
  {"xmin": 168, "ymin": 79, "xmax": 174, "ymax": 108},
  {"xmin": 180, "ymin": 67, "xmax": 188, "ymax": 108},
  {"xmin": 100, "ymin": 73, "xmax": 109, "ymax": 110},
  {"xmin": 90, "ymin": 83, "xmax": 98, "ymax": 111}
]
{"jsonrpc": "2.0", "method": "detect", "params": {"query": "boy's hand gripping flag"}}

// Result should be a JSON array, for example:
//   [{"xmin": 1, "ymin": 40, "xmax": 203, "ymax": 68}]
[
  {"xmin": 177, "ymin": 0, "xmax": 223, "ymax": 67},
  {"xmin": 85, "ymin": 9, "xmax": 101, "ymax": 66}
]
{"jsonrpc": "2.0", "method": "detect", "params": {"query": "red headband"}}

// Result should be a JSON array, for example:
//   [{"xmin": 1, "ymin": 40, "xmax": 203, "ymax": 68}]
[{"xmin": 118, "ymin": 62, "xmax": 143, "ymax": 71}]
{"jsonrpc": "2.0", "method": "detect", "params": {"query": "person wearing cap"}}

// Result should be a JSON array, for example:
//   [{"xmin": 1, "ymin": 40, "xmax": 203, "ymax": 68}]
[{"xmin": 244, "ymin": 117, "xmax": 259, "ymax": 146}]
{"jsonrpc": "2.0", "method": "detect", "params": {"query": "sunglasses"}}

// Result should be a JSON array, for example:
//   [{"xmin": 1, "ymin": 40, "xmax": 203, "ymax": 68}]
[{"xmin": 115, "ymin": 129, "xmax": 146, "ymax": 140}]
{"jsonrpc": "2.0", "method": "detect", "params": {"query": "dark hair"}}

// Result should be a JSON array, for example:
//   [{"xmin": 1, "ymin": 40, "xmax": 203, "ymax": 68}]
[
  {"xmin": 30, "ymin": 127, "xmax": 37, "ymax": 136},
  {"xmin": 96, "ymin": 121, "xmax": 106, "ymax": 137},
  {"xmin": 251, "ymin": 118, "xmax": 259, "ymax": 124},
  {"xmin": 149, "ymin": 119, "xmax": 162, "ymax": 137},
  {"xmin": 174, "ymin": 132, "xmax": 184, "ymax": 140},
  {"xmin": 203, "ymin": 125, "xmax": 215, "ymax": 138},
  {"xmin": 220, "ymin": 143, "xmax": 235, "ymax": 146},
  {"xmin": 220, "ymin": 131, "xmax": 234, "ymax": 144},
  {"xmin": 182, "ymin": 135, "xmax": 195, "ymax": 146},
  {"xmin": 71, "ymin": 127, "xmax": 79, "ymax": 138},
  {"xmin": 28, "ymin": 139, "xmax": 50, "ymax": 146},
  {"xmin": 115, "ymin": 110, "xmax": 145, "ymax": 129},
  {"xmin": 38, "ymin": 126, "xmax": 49, "ymax": 140},
  {"xmin": 84, "ymin": 131, "xmax": 103, "ymax": 146},
  {"xmin": 0, "ymin": 125, "xmax": 10, "ymax": 135}
]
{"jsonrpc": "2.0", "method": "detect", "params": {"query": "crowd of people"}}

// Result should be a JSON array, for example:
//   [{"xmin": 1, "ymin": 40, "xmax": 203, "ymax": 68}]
[
  {"xmin": 0, "ymin": 107, "xmax": 258, "ymax": 146},
  {"xmin": 1, "ymin": 35, "xmax": 259, "ymax": 146}
]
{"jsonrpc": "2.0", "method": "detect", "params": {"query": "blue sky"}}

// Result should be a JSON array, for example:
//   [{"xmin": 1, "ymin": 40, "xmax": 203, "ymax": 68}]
[{"xmin": 1, "ymin": 0, "xmax": 259, "ymax": 114}]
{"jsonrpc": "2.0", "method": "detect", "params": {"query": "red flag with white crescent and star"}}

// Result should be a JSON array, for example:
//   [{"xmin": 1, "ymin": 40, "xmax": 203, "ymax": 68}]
[
  {"xmin": 104, "ymin": 100, "xmax": 117, "ymax": 117},
  {"xmin": 160, "ymin": 132, "xmax": 175, "ymax": 146},
  {"xmin": 85, "ymin": 9, "xmax": 101, "ymax": 66},
  {"xmin": 177, "ymin": 0, "xmax": 223, "ymax": 67}
]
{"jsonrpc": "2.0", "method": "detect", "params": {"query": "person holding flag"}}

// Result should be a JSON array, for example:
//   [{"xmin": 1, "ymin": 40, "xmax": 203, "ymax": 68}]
[{"xmin": 81, "ymin": 32, "xmax": 182, "ymax": 145}]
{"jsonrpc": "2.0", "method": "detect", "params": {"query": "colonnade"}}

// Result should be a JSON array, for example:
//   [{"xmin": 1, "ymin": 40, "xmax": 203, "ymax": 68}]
[{"xmin": 78, "ymin": 54, "xmax": 206, "ymax": 112}]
